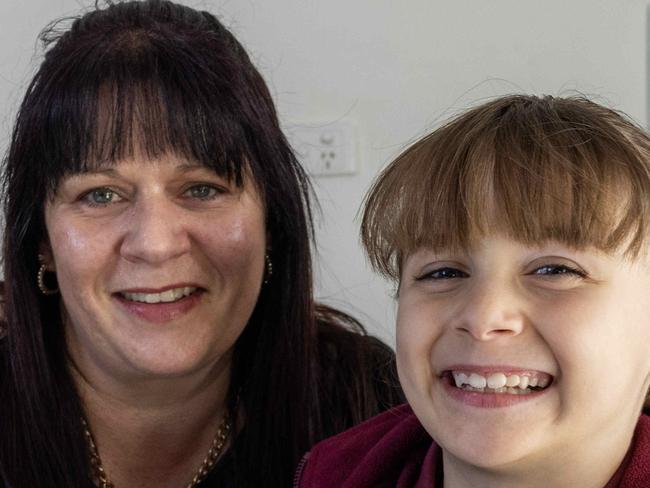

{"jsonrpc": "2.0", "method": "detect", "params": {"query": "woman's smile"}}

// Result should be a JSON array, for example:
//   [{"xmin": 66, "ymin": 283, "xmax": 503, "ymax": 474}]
[
  {"xmin": 114, "ymin": 284, "xmax": 205, "ymax": 324},
  {"xmin": 119, "ymin": 285, "xmax": 198, "ymax": 304}
]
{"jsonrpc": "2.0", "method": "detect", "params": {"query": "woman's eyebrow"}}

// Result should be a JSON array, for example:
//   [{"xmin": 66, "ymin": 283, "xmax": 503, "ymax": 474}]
[
  {"xmin": 175, "ymin": 162, "xmax": 211, "ymax": 173},
  {"xmin": 75, "ymin": 167, "xmax": 120, "ymax": 177},
  {"xmin": 77, "ymin": 162, "xmax": 206, "ymax": 177}
]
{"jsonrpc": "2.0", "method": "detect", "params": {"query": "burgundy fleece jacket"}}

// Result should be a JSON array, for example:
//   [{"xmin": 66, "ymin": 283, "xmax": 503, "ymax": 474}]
[{"xmin": 296, "ymin": 404, "xmax": 650, "ymax": 488}]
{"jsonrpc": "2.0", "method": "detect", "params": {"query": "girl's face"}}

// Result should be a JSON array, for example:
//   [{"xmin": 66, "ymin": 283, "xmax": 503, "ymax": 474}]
[
  {"xmin": 397, "ymin": 235, "xmax": 650, "ymax": 475},
  {"xmin": 43, "ymin": 153, "xmax": 267, "ymax": 382}
]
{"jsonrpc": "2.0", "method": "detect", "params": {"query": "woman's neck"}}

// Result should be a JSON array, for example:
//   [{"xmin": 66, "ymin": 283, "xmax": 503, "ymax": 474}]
[{"xmin": 70, "ymin": 353, "xmax": 232, "ymax": 488}]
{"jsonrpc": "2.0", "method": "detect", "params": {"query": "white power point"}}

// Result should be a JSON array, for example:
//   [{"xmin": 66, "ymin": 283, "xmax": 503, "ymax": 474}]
[{"xmin": 290, "ymin": 123, "xmax": 357, "ymax": 176}]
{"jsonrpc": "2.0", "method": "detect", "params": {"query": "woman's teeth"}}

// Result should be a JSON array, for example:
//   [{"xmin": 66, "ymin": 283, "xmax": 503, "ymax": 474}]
[
  {"xmin": 451, "ymin": 371, "xmax": 550, "ymax": 395},
  {"xmin": 121, "ymin": 287, "xmax": 197, "ymax": 304}
]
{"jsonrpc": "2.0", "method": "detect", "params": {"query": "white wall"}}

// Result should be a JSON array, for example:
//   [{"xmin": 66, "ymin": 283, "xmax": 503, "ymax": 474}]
[{"xmin": 1, "ymin": 0, "xmax": 648, "ymax": 345}]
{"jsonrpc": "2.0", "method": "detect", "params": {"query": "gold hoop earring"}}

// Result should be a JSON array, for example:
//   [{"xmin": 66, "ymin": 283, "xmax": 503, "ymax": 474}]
[
  {"xmin": 37, "ymin": 264, "xmax": 59, "ymax": 295},
  {"xmin": 263, "ymin": 254, "xmax": 273, "ymax": 285}
]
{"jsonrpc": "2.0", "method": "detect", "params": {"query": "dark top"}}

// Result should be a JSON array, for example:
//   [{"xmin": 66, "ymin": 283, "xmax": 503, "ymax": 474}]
[
  {"xmin": 0, "ymin": 314, "xmax": 403, "ymax": 488},
  {"xmin": 297, "ymin": 404, "xmax": 650, "ymax": 488},
  {"xmin": 200, "ymin": 328, "xmax": 405, "ymax": 487}
]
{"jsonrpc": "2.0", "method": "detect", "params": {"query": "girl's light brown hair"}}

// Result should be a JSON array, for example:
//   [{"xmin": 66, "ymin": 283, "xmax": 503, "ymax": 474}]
[{"xmin": 361, "ymin": 95, "xmax": 650, "ymax": 281}]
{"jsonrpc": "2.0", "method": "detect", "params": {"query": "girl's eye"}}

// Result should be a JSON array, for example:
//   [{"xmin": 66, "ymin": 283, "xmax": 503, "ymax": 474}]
[
  {"xmin": 82, "ymin": 188, "xmax": 122, "ymax": 206},
  {"xmin": 185, "ymin": 184, "xmax": 222, "ymax": 200},
  {"xmin": 531, "ymin": 264, "xmax": 586, "ymax": 278},
  {"xmin": 417, "ymin": 267, "xmax": 469, "ymax": 281}
]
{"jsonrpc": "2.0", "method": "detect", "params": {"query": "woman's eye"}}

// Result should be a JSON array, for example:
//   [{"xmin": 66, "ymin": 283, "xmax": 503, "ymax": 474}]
[
  {"xmin": 185, "ymin": 184, "xmax": 222, "ymax": 200},
  {"xmin": 82, "ymin": 188, "xmax": 122, "ymax": 206},
  {"xmin": 531, "ymin": 264, "xmax": 586, "ymax": 278},
  {"xmin": 417, "ymin": 267, "xmax": 469, "ymax": 281}
]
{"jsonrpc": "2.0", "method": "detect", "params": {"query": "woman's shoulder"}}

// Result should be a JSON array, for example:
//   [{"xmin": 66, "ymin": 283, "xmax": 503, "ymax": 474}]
[
  {"xmin": 0, "ymin": 282, "xmax": 9, "ymax": 388},
  {"xmin": 314, "ymin": 305, "xmax": 405, "ymax": 420},
  {"xmin": 0, "ymin": 282, "xmax": 5, "ymax": 343},
  {"xmin": 316, "ymin": 305, "xmax": 396, "ymax": 370},
  {"xmin": 297, "ymin": 404, "xmax": 436, "ymax": 487},
  {"xmin": 0, "ymin": 282, "xmax": 7, "ymax": 366}
]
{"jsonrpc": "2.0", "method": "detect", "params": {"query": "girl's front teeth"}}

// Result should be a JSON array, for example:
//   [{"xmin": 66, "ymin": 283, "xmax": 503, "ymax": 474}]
[{"xmin": 451, "ymin": 371, "xmax": 551, "ymax": 394}]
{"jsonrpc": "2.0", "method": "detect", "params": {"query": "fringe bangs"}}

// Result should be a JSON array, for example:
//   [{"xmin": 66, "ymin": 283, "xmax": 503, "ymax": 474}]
[
  {"xmin": 362, "ymin": 95, "xmax": 650, "ymax": 280},
  {"xmin": 19, "ymin": 11, "xmax": 254, "ymax": 199}
]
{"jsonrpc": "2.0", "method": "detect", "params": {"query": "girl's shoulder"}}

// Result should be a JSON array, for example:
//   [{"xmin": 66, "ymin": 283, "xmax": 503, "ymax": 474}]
[
  {"xmin": 296, "ymin": 404, "xmax": 436, "ymax": 488},
  {"xmin": 616, "ymin": 413, "xmax": 650, "ymax": 486},
  {"xmin": 603, "ymin": 413, "xmax": 650, "ymax": 487},
  {"xmin": 309, "ymin": 404, "xmax": 422, "ymax": 454},
  {"xmin": 298, "ymin": 411, "xmax": 650, "ymax": 488}
]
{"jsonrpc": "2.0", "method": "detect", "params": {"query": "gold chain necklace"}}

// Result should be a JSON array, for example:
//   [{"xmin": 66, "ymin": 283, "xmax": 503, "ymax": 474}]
[{"xmin": 81, "ymin": 413, "xmax": 231, "ymax": 488}]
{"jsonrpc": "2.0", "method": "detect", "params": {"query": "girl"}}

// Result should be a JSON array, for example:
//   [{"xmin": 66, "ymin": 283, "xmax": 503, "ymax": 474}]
[{"xmin": 297, "ymin": 95, "xmax": 650, "ymax": 487}]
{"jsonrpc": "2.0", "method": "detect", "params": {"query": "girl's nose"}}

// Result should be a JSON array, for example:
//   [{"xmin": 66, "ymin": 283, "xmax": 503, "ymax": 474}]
[{"xmin": 453, "ymin": 282, "xmax": 526, "ymax": 342}]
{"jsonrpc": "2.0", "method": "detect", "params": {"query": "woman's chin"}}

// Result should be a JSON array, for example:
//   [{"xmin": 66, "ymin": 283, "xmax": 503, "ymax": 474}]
[
  {"xmin": 126, "ymin": 359, "xmax": 205, "ymax": 379},
  {"xmin": 122, "ymin": 350, "xmax": 227, "ymax": 380},
  {"xmin": 90, "ymin": 338, "xmax": 229, "ymax": 383}
]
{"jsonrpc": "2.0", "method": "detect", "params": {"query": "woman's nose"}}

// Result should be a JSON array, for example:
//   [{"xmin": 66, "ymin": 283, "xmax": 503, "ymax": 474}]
[
  {"xmin": 454, "ymin": 281, "xmax": 525, "ymax": 341},
  {"xmin": 119, "ymin": 198, "xmax": 191, "ymax": 265}
]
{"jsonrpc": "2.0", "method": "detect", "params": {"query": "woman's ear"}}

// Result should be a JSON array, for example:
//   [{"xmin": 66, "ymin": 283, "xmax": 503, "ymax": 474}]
[{"xmin": 38, "ymin": 242, "xmax": 55, "ymax": 270}]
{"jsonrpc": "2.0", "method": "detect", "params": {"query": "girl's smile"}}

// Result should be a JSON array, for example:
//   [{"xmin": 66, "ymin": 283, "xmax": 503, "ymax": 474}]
[{"xmin": 439, "ymin": 366, "xmax": 553, "ymax": 408}]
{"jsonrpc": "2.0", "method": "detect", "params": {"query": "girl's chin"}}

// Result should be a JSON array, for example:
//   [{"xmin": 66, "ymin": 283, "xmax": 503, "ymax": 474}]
[
  {"xmin": 411, "ymin": 399, "xmax": 553, "ymax": 471},
  {"xmin": 441, "ymin": 442, "xmax": 531, "ymax": 471}
]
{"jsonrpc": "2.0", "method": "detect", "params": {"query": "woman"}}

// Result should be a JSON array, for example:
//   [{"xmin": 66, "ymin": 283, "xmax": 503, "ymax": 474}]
[
  {"xmin": 0, "ymin": 1, "xmax": 403, "ymax": 487},
  {"xmin": 297, "ymin": 95, "xmax": 650, "ymax": 487}
]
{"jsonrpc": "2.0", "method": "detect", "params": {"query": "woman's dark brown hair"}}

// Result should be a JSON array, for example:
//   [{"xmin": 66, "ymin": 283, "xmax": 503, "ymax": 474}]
[{"xmin": 0, "ymin": 1, "xmax": 402, "ymax": 486}]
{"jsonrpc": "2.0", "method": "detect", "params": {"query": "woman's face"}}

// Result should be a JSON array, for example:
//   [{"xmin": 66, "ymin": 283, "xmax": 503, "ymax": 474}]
[
  {"xmin": 43, "ymin": 153, "xmax": 266, "ymax": 380},
  {"xmin": 396, "ymin": 235, "xmax": 650, "ymax": 473}
]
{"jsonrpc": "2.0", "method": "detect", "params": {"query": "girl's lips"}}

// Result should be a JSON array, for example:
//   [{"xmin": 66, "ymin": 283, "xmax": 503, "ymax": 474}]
[
  {"xmin": 113, "ymin": 290, "xmax": 203, "ymax": 324},
  {"xmin": 439, "ymin": 371, "xmax": 553, "ymax": 408}
]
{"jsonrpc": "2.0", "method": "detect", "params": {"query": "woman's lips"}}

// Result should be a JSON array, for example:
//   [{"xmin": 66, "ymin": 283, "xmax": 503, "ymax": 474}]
[{"xmin": 113, "ymin": 287, "xmax": 204, "ymax": 324}]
